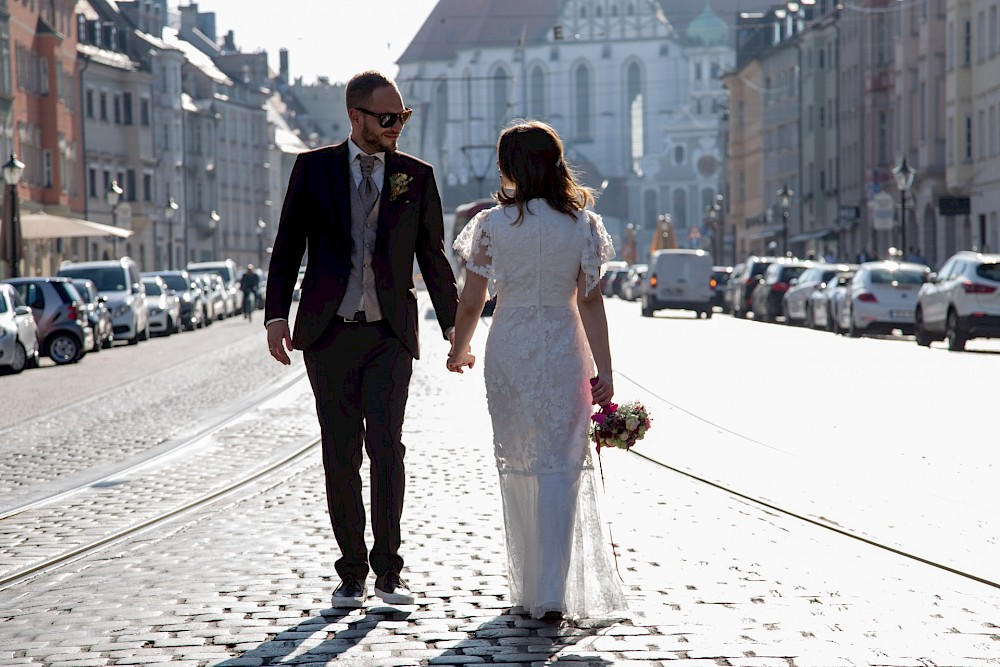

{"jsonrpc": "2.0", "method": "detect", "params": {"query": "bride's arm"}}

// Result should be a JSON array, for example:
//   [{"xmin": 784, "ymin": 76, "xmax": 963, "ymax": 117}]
[
  {"xmin": 576, "ymin": 269, "xmax": 614, "ymax": 406},
  {"xmin": 447, "ymin": 272, "xmax": 488, "ymax": 373}
]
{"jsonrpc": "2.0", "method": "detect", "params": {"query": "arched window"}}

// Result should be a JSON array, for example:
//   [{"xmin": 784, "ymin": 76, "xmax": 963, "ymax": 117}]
[
  {"xmin": 626, "ymin": 61, "xmax": 643, "ymax": 173},
  {"xmin": 674, "ymin": 145, "xmax": 685, "ymax": 164},
  {"xmin": 463, "ymin": 72, "xmax": 472, "ymax": 144},
  {"xmin": 573, "ymin": 63, "xmax": 592, "ymax": 138},
  {"xmin": 596, "ymin": 6, "xmax": 602, "ymax": 18},
  {"xmin": 672, "ymin": 188, "xmax": 687, "ymax": 229},
  {"xmin": 529, "ymin": 66, "xmax": 546, "ymax": 119},
  {"xmin": 644, "ymin": 189, "xmax": 658, "ymax": 230},
  {"xmin": 492, "ymin": 67, "xmax": 510, "ymax": 130},
  {"xmin": 580, "ymin": 5, "xmax": 587, "ymax": 17}
]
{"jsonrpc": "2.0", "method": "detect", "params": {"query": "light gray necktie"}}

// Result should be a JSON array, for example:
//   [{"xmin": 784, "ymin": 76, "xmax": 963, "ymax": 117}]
[{"xmin": 358, "ymin": 154, "xmax": 378, "ymax": 217}]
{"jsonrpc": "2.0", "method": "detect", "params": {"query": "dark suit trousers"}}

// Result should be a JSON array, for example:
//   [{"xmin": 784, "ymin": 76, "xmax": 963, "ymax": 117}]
[{"xmin": 303, "ymin": 319, "xmax": 413, "ymax": 582}]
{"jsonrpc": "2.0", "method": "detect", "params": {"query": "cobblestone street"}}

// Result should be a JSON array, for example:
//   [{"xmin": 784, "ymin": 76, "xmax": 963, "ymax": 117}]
[{"xmin": 1, "ymin": 318, "xmax": 1000, "ymax": 666}]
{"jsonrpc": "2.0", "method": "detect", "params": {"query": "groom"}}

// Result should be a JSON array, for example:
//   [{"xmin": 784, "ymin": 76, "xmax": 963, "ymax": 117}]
[{"xmin": 264, "ymin": 70, "xmax": 459, "ymax": 608}]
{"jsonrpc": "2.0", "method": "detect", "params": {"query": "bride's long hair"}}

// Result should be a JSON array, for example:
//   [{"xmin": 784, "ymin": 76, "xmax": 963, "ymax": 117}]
[{"xmin": 495, "ymin": 120, "xmax": 596, "ymax": 225}]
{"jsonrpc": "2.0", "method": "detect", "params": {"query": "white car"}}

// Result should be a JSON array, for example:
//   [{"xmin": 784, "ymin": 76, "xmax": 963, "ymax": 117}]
[
  {"xmin": 782, "ymin": 263, "xmax": 854, "ymax": 326},
  {"xmin": 808, "ymin": 270, "xmax": 854, "ymax": 331},
  {"xmin": 142, "ymin": 276, "xmax": 181, "ymax": 336},
  {"xmin": 915, "ymin": 250, "xmax": 1000, "ymax": 351},
  {"xmin": 840, "ymin": 261, "xmax": 929, "ymax": 337},
  {"xmin": 0, "ymin": 283, "xmax": 39, "ymax": 374},
  {"xmin": 58, "ymin": 257, "xmax": 149, "ymax": 344}
]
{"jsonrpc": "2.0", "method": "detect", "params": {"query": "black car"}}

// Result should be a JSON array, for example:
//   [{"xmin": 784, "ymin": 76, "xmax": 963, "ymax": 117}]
[
  {"xmin": 711, "ymin": 265, "xmax": 732, "ymax": 311},
  {"xmin": 71, "ymin": 278, "xmax": 114, "ymax": 351},
  {"xmin": 726, "ymin": 256, "xmax": 784, "ymax": 319},
  {"xmin": 749, "ymin": 259, "xmax": 812, "ymax": 322},
  {"xmin": 146, "ymin": 270, "xmax": 206, "ymax": 331}
]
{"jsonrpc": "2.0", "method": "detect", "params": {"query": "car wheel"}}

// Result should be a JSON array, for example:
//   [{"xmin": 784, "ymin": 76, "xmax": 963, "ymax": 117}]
[
  {"xmin": 946, "ymin": 310, "xmax": 967, "ymax": 351},
  {"xmin": 705, "ymin": 309, "xmax": 713, "ymax": 319},
  {"xmin": 3, "ymin": 342, "xmax": 27, "ymax": 374},
  {"xmin": 641, "ymin": 298, "xmax": 654, "ymax": 317},
  {"xmin": 914, "ymin": 309, "xmax": 933, "ymax": 347},
  {"xmin": 101, "ymin": 331, "xmax": 113, "ymax": 348},
  {"xmin": 848, "ymin": 312, "xmax": 862, "ymax": 338},
  {"xmin": 48, "ymin": 333, "xmax": 81, "ymax": 365}
]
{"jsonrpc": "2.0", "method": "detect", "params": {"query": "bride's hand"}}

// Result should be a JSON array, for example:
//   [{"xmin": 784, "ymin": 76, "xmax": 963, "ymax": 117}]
[
  {"xmin": 590, "ymin": 371, "xmax": 614, "ymax": 407},
  {"xmin": 446, "ymin": 350, "xmax": 476, "ymax": 373}
]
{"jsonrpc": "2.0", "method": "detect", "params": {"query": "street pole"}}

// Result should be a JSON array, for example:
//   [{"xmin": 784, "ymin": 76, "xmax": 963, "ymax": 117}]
[
  {"xmin": 899, "ymin": 188, "xmax": 906, "ymax": 259},
  {"xmin": 106, "ymin": 180, "xmax": 123, "ymax": 258},
  {"xmin": 776, "ymin": 183, "xmax": 793, "ymax": 257},
  {"xmin": 782, "ymin": 208, "xmax": 789, "ymax": 256},
  {"xmin": 256, "ymin": 218, "xmax": 266, "ymax": 268},
  {"xmin": 3, "ymin": 153, "xmax": 25, "ymax": 278},
  {"xmin": 892, "ymin": 157, "xmax": 915, "ymax": 261},
  {"xmin": 165, "ymin": 197, "xmax": 178, "ymax": 269}
]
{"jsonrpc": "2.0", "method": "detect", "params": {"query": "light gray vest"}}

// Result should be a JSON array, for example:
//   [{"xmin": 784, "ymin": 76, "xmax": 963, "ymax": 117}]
[{"xmin": 336, "ymin": 178, "xmax": 384, "ymax": 321}]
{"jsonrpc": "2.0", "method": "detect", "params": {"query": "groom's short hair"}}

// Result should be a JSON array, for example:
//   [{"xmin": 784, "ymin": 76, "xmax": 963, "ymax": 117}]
[{"xmin": 346, "ymin": 71, "xmax": 397, "ymax": 110}]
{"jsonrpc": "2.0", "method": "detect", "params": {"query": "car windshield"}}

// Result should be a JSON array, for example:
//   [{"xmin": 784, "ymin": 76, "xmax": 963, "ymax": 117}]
[
  {"xmin": 750, "ymin": 263, "xmax": 770, "ymax": 277},
  {"xmin": 60, "ymin": 281, "xmax": 84, "ymax": 302},
  {"xmin": 977, "ymin": 263, "xmax": 1000, "ymax": 281},
  {"xmin": 0, "ymin": 292, "xmax": 7, "ymax": 313},
  {"xmin": 143, "ymin": 280, "xmax": 163, "ymax": 295},
  {"xmin": 60, "ymin": 267, "xmax": 127, "ymax": 291},
  {"xmin": 778, "ymin": 266, "xmax": 808, "ymax": 281},
  {"xmin": 870, "ymin": 268, "xmax": 925, "ymax": 285},
  {"xmin": 159, "ymin": 275, "xmax": 189, "ymax": 291},
  {"xmin": 71, "ymin": 281, "xmax": 94, "ymax": 301}
]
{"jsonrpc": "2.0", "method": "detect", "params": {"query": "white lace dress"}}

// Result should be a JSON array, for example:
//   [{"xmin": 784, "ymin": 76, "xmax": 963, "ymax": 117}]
[{"xmin": 454, "ymin": 201, "xmax": 627, "ymax": 619}]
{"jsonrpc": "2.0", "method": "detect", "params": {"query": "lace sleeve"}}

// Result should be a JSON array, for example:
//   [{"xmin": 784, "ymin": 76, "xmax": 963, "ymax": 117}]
[
  {"xmin": 453, "ymin": 207, "xmax": 494, "ymax": 281},
  {"xmin": 581, "ymin": 210, "xmax": 616, "ymax": 296}
]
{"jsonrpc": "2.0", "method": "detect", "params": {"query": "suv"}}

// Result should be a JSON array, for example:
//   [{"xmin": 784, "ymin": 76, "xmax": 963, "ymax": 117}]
[
  {"xmin": 2, "ymin": 277, "xmax": 94, "ymax": 364},
  {"xmin": 915, "ymin": 251, "xmax": 1000, "ymax": 351},
  {"xmin": 726, "ymin": 256, "xmax": 784, "ymax": 319},
  {"xmin": 58, "ymin": 257, "xmax": 149, "ymax": 345}
]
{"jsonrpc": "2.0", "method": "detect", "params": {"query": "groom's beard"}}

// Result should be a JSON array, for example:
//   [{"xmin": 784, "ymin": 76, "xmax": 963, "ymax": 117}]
[{"xmin": 361, "ymin": 123, "xmax": 399, "ymax": 154}]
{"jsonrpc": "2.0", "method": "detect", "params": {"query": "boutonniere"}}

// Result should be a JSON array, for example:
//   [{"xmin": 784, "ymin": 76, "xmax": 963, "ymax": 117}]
[{"xmin": 388, "ymin": 173, "xmax": 413, "ymax": 202}]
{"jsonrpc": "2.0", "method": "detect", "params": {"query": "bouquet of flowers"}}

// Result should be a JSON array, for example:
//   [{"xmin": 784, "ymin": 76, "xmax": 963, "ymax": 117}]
[{"xmin": 590, "ymin": 401, "xmax": 652, "ymax": 452}]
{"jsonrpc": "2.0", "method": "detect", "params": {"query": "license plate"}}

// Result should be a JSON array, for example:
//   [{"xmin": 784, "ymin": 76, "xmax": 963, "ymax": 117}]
[
  {"xmin": 666, "ymin": 288, "xmax": 682, "ymax": 295},
  {"xmin": 889, "ymin": 310, "xmax": 914, "ymax": 319}
]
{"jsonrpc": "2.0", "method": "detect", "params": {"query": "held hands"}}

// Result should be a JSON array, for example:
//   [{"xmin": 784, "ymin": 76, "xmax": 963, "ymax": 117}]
[
  {"xmin": 266, "ymin": 320, "xmax": 294, "ymax": 365},
  {"xmin": 590, "ymin": 371, "xmax": 614, "ymax": 408},
  {"xmin": 446, "ymin": 326, "xmax": 475, "ymax": 373}
]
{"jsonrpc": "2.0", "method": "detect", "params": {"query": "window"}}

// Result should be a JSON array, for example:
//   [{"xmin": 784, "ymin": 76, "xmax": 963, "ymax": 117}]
[
  {"xmin": 126, "ymin": 169, "xmax": 136, "ymax": 201},
  {"xmin": 113, "ymin": 94, "xmax": 121, "ymax": 124},
  {"xmin": 143, "ymin": 173, "xmax": 152, "ymax": 202},
  {"xmin": 39, "ymin": 58, "xmax": 48, "ymax": 95},
  {"xmin": 103, "ymin": 169, "xmax": 110, "ymax": 193},
  {"xmin": 964, "ymin": 20, "xmax": 972, "ymax": 66},
  {"xmin": 140, "ymin": 98, "xmax": 150, "ymax": 126},
  {"xmin": 966, "ymin": 115, "xmax": 973, "ymax": 161},
  {"xmin": 85, "ymin": 88, "xmax": 94, "ymax": 118},
  {"xmin": 529, "ymin": 66, "xmax": 545, "ymax": 119},
  {"xmin": 99, "ymin": 92, "xmax": 107, "ymax": 121},
  {"xmin": 626, "ymin": 62, "xmax": 643, "ymax": 175},
  {"xmin": 573, "ymin": 64, "xmax": 592, "ymax": 139},
  {"xmin": 42, "ymin": 150, "xmax": 52, "ymax": 188},
  {"xmin": 88, "ymin": 167, "xmax": 96, "ymax": 198},
  {"xmin": 0, "ymin": 33, "xmax": 11, "ymax": 95},
  {"xmin": 123, "ymin": 92, "xmax": 133, "ymax": 125},
  {"xmin": 492, "ymin": 68, "xmax": 509, "ymax": 131}
]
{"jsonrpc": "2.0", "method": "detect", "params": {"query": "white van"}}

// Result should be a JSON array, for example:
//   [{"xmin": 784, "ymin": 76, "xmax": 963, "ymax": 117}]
[
  {"xmin": 641, "ymin": 249, "xmax": 715, "ymax": 318},
  {"xmin": 187, "ymin": 259, "xmax": 241, "ymax": 317}
]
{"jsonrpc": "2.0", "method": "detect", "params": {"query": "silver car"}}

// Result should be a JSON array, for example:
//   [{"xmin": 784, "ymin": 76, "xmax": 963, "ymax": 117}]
[
  {"xmin": 0, "ymin": 283, "xmax": 39, "ymax": 374},
  {"xmin": 840, "ymin": 261, "xmax": 929, "ymax": 337},
  {"xmin": 142, "ymin": 276, "xmax": 182, "ymax": 336}
]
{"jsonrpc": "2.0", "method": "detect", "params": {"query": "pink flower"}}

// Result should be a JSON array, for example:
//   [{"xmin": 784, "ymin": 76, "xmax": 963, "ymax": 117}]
[{"xmin": 591, "ymin": 412, "xmax": 607, "ymax": 425}]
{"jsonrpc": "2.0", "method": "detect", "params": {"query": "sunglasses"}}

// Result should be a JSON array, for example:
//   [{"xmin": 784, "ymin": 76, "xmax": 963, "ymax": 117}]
[{"xmin": 356, "ymin": 107, "xmax": 413, "ymax": 128}]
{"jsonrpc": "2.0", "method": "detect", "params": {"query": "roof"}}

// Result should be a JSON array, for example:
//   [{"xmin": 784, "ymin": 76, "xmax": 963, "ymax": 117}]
[
  {"xmin": 398, "ymin": 0, "xmax": 558, "ymax": 65},
  {"xmin": 162, "ymin": 26, "xmax": 232, "ymax": 86},
  {"xmin": 77, "ymin": 43, "xmax": 138, "ymax": 71}
]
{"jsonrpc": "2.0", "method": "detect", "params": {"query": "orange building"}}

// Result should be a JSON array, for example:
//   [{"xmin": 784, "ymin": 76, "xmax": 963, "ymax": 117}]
[{"xmin": 4, "ymin": 0, "xmax": 82, "ymax": 276}]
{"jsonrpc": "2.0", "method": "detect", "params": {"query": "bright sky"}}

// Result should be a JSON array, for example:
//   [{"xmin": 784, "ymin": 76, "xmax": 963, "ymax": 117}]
[{"xmin": 170, "ymin": 0, "xmax": 440, "ymax": 84}]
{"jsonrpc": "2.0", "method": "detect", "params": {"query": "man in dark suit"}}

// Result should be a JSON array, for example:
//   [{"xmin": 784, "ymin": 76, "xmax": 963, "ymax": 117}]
[{"xmin": 264, "ymin": 71, "xmax": 459, "ymax": 608}]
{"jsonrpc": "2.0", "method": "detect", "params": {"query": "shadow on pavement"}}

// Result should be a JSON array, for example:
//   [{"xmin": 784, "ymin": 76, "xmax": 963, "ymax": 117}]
[{"xmin": 211, "ymin": 605, "xmax": 619, "ymax": 666}]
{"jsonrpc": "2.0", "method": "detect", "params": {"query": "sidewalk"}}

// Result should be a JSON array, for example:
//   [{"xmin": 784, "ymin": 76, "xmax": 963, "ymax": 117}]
[{"xmin": 1, "ymin": 315, "xmax": 999, "ymax": 666}]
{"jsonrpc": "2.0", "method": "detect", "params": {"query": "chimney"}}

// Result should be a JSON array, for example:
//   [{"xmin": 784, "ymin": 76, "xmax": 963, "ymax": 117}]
[
  {"xmin": 279, "ymin": 48, "xmax": 289, "ymax": 84},
  {"xmin": 223, "ymin": 29, "xmax": 236, "ymax": 52}
]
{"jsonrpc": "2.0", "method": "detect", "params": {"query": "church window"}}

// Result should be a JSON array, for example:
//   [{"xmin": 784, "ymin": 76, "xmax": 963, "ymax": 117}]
[
  {"xmin": 492, "ymin": 67, "xmax": 510, "ymax": 130},
  {"xmin": 626, "ymin": 62, "xmax": 643, "ymax": 172},
  {"xmin": 672, "ymin": 188, "xmax": 688, "ymax": 228},
  {"xmin": 530, "ymin": 66, "xmax": 546, "ymax": 119},
  {"xmin": 675, "ymin": 145, "xmax": 685, "ymax": 164},
  {"xmin": 574, "ymin": 63, "xmax": 592, "ymax": 138},
  {"xmin": 434, "ymin": 79, "xmax": 448, "ymax": 154}
]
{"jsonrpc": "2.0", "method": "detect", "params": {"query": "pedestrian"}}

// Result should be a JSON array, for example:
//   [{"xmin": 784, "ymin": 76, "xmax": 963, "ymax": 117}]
[
  {"xmin": 447, "ymin": 120, "xmax": 627, "ymax": 621},
  {"xmin": 263, "ymin": 70, "xmax": 459, "ymax": 608},
  {"xmin": 239, "ymin": 264, "xmax": 260, "ymax": 321}
]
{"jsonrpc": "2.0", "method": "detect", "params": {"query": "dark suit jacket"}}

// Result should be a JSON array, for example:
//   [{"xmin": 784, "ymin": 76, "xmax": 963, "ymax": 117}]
[{"xmin": 264, "ymin": 141, "xmax": 458, "ymax": 359}]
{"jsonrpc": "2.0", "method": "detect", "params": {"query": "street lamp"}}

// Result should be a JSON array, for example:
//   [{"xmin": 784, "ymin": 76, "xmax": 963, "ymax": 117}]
[
  {"xmin": 256, "ymin": 218, "xmax": 267, "ymax": 268},
  {"xmin": 706, "ymin": 194, "xmax": 723, "ymax": 260},
  {"xmin": 164, "ymin": 196, "xmax": 178, "ymax": 269},
  {"xmin": 892, "ymin": 156, "xmax": 916, "ymax": 260},
  {"xmin": 2, "ymin": 153, "xmax": 25, "ymax": 278},
  {"xmin": 776, "ymin": 182, "xmax": 794, "ymax": 255},
  {"xmin": 106, "ymin": 179, "xmax": 124, "ymax": 257},
  {"xmin": 209, "ymin": 209, "xmax": 220, "ymax": 259}
]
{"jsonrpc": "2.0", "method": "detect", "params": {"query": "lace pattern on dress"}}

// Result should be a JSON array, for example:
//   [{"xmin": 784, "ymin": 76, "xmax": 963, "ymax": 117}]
[
  {"xmin": 453, "ymin": 207, "xmax": 498, "ymax": 288},
  {"xmin": 580, "ymin": 210, "xmax": 615, "ymax": 296}
]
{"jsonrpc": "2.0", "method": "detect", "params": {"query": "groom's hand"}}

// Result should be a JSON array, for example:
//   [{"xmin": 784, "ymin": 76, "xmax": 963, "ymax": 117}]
[
  {"xmin": 446, "ymin": 350, "xmax": 475, "ymax": 373},
  {"xmin": 266, "ymin": 320, "xmax": 294, "ymax": 365}
]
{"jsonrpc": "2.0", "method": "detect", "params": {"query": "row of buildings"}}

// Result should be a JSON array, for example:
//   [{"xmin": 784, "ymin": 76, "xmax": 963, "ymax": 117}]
[{"xmin": 0, "ymin": 0, "xmax": 313, "ymax": 279}]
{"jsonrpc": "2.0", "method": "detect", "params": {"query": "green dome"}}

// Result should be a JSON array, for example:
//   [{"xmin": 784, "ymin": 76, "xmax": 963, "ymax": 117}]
[{"xmin": 687, "ymin": 2, "xmax": 728, "ymax": 47}]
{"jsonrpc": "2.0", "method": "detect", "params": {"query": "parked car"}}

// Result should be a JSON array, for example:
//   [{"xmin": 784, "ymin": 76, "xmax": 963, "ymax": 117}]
[
  {"xmin": 914, "ymin": 250, "xmax": 1000, "ymax": 351},
  {"xmin": 711, "ymin": 265, "xmax": 732, "ymax": 311},
  {"xmin": 840, "ymin": 261, "xmax": 929, "ymax": 337},
  {"xmin": 749, "ymin": 259, "xmax": 812, "ymax": 322},
  {"xmin": 601, "ymin": 261, "xmax": 629, "ymax": 297},
  {"xmin": 2, "ymin": 277, "xmax": 93, "ymax": 364},
  {"xmin": 142, "ymin": 276, "xmax": 182, "ymax": 336},
  {"xmin": 147, "ymin": 270, "xmax": 206, "ymax": 331},
  {"xmin": 641, "ymin": 249, "xmax": 714, "ymax": 318},
  {"xmin": 70, "ymin": 278, "xmax": 114, "ymax": 351},
  {"xmin": 57, "ymin": 257, "xmax": 149, "ymax": 345},
  {"xmin": 0, "ymin": 282, "xmax": 39, "ymax": 374},
  {"xmin": 192, "ymin": 272, "xmax": 227, "ymax": 321},
  {"xmin": 782, "ymin": 263, "xmax": 854, "ymax": 326},
  {"xmin": 621, "ymin": 263, "xmax": 648, "ymax": 302},
  {"xmin": 807, "ymin": 270, "xmax": 855, "ymax": 331},
  {"xmin": 187, "ymin": 259, "xmax": 241, "ymax": 317},
  {"xmin": 723, "ymin": 262, "xmax": 745, "ymax": 314},
  {"xmin": 726, "ymin": 255, "xmax": 783, "ymax": 319}
]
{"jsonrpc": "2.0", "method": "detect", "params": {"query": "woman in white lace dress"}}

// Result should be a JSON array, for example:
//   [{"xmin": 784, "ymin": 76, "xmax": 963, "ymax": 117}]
[{"xmin": 447, "ymin": 121, "xmax": 627, "ymax": 621}]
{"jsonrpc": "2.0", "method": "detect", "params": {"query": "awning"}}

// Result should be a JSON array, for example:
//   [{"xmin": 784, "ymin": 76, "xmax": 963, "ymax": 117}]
[
  {"xmin": 788, "ymin": 229, "xmax": 836, "ymax": 244},
  {"xmin": 19, "ymin": 212, "xmax": 134, "ymax": 240}
]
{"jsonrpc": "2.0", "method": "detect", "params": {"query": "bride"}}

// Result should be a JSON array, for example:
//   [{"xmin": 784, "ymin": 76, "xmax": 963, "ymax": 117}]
[{"xmin": 447, "ymin": 120, "xmax": 627, "ymax": 621}]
